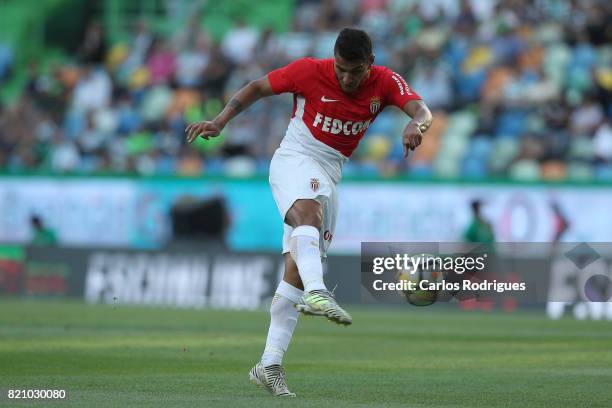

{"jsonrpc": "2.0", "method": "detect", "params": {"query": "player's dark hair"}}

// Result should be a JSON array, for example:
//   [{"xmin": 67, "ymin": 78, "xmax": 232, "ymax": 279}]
[
  {"xmin": 470, "ymin": 200, "xmax": 481, "ymax": 215},
  {"xmin": 334, "ymin": 28, "xmax": 372, "ymax": 62},
  {"xmin": 30, "ymin": 214, "xmax": 42, "ymax": 228}
]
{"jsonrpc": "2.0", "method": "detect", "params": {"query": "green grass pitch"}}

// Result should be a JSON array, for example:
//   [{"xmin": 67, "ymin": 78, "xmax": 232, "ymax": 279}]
[{"xmin": 1, "ymin": 299, "xmax": 611, "ymax": 407}]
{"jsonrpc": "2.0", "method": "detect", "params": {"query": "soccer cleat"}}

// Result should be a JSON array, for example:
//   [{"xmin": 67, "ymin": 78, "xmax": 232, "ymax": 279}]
[
  {"xmin": 249, "ymin": 362, "xmax": 296, "ymax": 397},
  {"xmin": 295, "ymin": 296, "xmax": 326, "ymax": 316},
  {"xmin": 296, "ymin": 289, "xmax": 352, "ymax": 325}
]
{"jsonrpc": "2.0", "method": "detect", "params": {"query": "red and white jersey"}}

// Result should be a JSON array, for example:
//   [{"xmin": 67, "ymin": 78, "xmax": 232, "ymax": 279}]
[{"xmin": 267, "ymin": 57, "xmax": 421, "ymax": 179}]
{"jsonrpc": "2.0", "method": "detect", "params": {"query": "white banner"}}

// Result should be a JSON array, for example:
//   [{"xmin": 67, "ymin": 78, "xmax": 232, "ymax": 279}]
[
  {"xmin": 1, "ymin": 178, "xmax": 612, "ymax": 252},
  {"xmin": 332, "ymin": 183, "xmax": 612, "ymax": 254},
  {"xmin": 0, "ymin": 178, "xmax": 136, "ymax": 247}
]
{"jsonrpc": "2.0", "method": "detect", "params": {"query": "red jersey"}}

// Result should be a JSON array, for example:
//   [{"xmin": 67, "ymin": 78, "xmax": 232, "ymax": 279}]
[{"xmin": 267, "ymin": 57, "xmax": 421, "ymax": 157}]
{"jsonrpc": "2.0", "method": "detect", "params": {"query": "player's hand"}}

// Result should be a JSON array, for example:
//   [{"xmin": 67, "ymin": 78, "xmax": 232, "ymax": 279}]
[
  {"xmin": 185, "ymin": 120, "xmax": 222, "ymax": 143},
  {"xmin": 402, "ymin": 122, "xmax": 423, "ymax": 157}
]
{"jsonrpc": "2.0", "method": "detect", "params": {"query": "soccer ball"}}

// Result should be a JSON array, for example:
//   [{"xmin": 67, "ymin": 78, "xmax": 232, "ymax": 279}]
[{"xmin": 396, "ymin": 254, "xmax": 445, "ymax": 306}]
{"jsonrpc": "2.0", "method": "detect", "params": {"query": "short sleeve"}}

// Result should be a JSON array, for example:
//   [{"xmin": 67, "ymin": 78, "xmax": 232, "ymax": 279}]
[
  {"xmin": 382, "ymin": 69, "xmax": 421, "ymax": 109},
  {"xmin": 267, "ymin": 58, "xmax": 315, "ymax": 95}
]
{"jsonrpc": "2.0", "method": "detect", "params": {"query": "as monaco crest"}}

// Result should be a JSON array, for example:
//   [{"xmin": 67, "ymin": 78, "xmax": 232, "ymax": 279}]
[
  {"xmin": 370, "ymin": 96, "xmax": 381, "ymax": 114},
  {"xmin": 310, "ymin": 178, "xmax": 320, "ymax": 192}
]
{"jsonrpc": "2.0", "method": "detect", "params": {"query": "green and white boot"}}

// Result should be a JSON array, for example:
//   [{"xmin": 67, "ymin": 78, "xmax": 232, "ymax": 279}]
[
  {"xmin": 296, "ymin": 289, "xmax": 352, "ymax": 325},
  {"xmin": 249, "ymin": 362, "xmax": 296, "ymax": 397}
]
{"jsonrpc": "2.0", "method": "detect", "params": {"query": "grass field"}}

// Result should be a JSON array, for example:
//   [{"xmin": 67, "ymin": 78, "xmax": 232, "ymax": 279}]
[{"xmin": 1, "ymin": 299, "xmax": 611, "ymax": 407}]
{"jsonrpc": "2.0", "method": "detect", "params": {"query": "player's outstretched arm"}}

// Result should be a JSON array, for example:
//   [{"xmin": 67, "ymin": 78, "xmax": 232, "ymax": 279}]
[
  {"xmin": 401, "ymin": 100, "xmax": 433, "ymax": 157},
  {"xmin": 185, "ymin": 76, "xmax": 275, "ymax": 143}
]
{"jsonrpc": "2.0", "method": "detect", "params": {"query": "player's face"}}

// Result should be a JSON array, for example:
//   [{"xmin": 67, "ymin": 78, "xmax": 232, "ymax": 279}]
[{"xmin": 334, "ymin": 54, "xmax": 373, "ymax": 93}]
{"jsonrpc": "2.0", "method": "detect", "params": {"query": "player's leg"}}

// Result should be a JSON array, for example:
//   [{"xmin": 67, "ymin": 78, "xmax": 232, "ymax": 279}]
[
  {"xmin": 286, "ymin": 199, "xmax": 352, "ymax": 325},
  {"xmin": 285, "ymin": 199, "xmax": 327, "ymax": 292},
  {"xmin": 268, "ymin": 149, "xmax": 350, "ymax": 324},
  {"xmin": 281, "ymin": 223, "xmax": 326, "ymax": 316},
  {"xmin": 280, "ymin": 224, "xmax": 304, "ymax": 290},
  {"xmin": 261, "ymin": 254, "xmax": 302, "ymax": 367},
  {"xmin": 250, "ymin": 254, "xmax": 301, "ymax": 397}
]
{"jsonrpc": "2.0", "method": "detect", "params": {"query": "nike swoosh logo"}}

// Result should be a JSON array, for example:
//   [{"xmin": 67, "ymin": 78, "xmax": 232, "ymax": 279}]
[{"xmin": 321, "ymin": 96, "xmax": 339, "ymax": 103}]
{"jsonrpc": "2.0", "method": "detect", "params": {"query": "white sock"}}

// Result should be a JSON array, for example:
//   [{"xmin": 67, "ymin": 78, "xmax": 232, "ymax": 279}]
[
  {"xmin": 289, "ymin": 225, "xmax": 327, "ymax": 292},
  {"xmin": 261, "ymin": 280, "xmax": 302, "ymax": 366}
]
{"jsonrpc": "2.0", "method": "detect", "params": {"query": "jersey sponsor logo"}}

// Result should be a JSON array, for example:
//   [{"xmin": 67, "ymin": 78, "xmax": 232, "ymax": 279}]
[
  {"xmin": 312, "ymin": 113, "xmax": 372, "ymax": 136},
  {"xmin": 310, "ymin": 178, "xmax": 320, "ymax": 192},
  {"xmin": 391, "ymin": 72, "xmax": 412, "ymax": 96},
  {"xmin": 370, "ymin": 96, "xmax": 381, "ymax": 114},
  {"xmin": 323, "ymin": 230, "xmax": 333, "ymax": 241},
  {"xmin": 320, "ymin": 96, "xmax": 339, "ymax": 103}
]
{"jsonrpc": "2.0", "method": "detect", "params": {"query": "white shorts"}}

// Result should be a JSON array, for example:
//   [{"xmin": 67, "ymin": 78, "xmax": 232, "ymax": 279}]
[{"xmin": 269, "ymin": 148, "xmax": 338, "ymax": 257}]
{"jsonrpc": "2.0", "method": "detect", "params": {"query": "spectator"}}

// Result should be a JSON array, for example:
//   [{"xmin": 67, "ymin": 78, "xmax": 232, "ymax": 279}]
[
  {"xmin": 221, "ymin": 20, "xmax": 259, "ymax": 65},
  {"xmin": 77, "ymin": 21, "xmax": 107, "ymax": 65},
  {"xmin": 147, "ymin": 38, "xmax": 177, "ymax": 85},
  {"xmin": 30, "ymin": 215, "xmax": 58, "ymax": 246},
  {"xmin": 71, "ymin": 65, "xmax": 112, "ymax": 113},
  {"xmin": 463, "ymin": 199, "xmax": 495, "ymax": 244},
  {"xmin": 0, "ymin": 43, "xmax": 13, "ymax": 83}
]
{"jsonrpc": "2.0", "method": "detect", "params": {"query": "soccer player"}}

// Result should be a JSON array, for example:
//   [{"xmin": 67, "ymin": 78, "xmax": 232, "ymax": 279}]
[{"xmin": 185, "ymin": 28, "xmax": 432, "ymax": 397}]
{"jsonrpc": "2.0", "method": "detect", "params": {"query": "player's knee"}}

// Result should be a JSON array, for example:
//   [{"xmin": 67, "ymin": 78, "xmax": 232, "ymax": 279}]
[
  {"xmin": 300, "ymin": 211, "xmax": 322, "ymax": 228},
  {"xmin": 286, "ymin": 200, "xmax": 322, "ymax": 228}
]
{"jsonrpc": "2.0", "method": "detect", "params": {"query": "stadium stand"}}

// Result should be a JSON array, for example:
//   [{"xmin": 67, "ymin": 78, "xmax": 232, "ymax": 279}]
[{"xmin": 0, "ymin": 0, "xmax": 610, "ymax": 181}]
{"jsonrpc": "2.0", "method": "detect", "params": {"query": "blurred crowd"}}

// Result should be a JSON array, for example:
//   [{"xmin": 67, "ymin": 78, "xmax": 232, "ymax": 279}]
[{"xmin": 0, "ymin": 0, "xmax": 611, "ymax": 180}]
